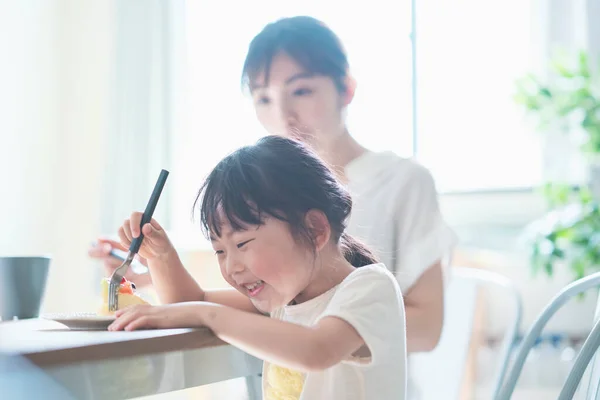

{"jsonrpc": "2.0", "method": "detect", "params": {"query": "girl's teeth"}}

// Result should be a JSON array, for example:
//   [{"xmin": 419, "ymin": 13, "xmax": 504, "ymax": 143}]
[{"xmin": 246, "ymin": 280, "xmax": 263, "ymax": 290}]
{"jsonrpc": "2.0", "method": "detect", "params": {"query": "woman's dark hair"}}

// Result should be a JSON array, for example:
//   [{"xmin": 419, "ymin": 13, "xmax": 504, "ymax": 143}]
[
  {"xmin": 241, "ymin": 16, "xmax": 349, "ymax": 93},
  {"xmin": 194, "ymin": 135, "xmax": 378, "ymax": 268}
]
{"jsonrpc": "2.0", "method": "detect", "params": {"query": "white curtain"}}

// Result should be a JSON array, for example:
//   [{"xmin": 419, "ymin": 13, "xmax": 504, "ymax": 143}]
[
  {"xmin": 99, "ymin": 0, "xmax": 186, "ymax": 235},
  {"xmin": 0, "ymin": 1, "xmax": 60, "ymax": 258},
  {"xmin": 0, "ymin": 0, "xmax": 185, "ymax": 313},
  {"xmin": 0, "ymin": 0, "xmax": 115, "ymax": 313}
]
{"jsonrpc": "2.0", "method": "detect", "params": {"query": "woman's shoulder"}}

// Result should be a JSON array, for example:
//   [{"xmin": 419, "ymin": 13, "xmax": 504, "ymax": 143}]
[
  {"xmin": 380, "ymin": 152, "xmax": 435, "ymax": 184},
  {"xmin": 346, "ymin": 150, "xmax": 436, "ymax": 189}
]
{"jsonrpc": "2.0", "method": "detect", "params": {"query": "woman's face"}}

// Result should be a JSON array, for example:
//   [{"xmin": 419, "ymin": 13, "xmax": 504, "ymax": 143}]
[{"xmin": 250, "ymin": 53, "xmax": 350, "ymax": 150}]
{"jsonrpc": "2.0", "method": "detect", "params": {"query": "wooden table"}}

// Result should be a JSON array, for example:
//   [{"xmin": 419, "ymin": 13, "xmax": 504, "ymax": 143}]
[{"xmin": 0, "ymin": 318, "xmax": 263, "ymax": 400}]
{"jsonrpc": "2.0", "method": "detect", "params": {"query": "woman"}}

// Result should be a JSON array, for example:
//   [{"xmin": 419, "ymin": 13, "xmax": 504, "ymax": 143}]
[
  {"xmin": 90, "ymin": 15, "xmax": 457, "ymax": 399},
  {"xmin": 241, "ymin": 15, "xmax": 457, "ymax": 352}
]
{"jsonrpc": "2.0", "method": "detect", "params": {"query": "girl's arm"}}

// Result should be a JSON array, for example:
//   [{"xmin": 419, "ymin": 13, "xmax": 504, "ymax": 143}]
[
  {"xmin": 110, "ymin": 267, "xmax": 402, "ymax": 372},
  {"xmin": 201, "ymin": 304, "xmax": 365, "ymax": 372},
  {"xmin": 113, "ymin": 301, "xmax": 365, "ymax": 372}
]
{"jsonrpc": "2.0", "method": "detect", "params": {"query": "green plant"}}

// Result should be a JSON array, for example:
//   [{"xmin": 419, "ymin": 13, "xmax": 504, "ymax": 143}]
[
  {"xmin": 516, "ymin": 50, "xmax": 600, "ymax": 283},
  {"xmin": 515, "ymin": 50, "xmax": 600, "ymax": 156},
  {"xmin": 523, "ymin": 183, "xmax": 600, "ymax": 281}
]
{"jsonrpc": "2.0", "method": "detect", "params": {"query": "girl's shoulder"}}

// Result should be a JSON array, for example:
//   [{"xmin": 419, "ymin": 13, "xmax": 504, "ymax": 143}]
[{"xmin": 336, "ymin": 263, "xmax": 403, "ymax": 299}]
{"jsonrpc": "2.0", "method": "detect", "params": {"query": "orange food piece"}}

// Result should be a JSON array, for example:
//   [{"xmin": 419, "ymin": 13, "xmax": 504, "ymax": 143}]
[
  {"xmin": 119, "ymin": 279, "xmax": 134, "ymax": 295},
  {"xmin": 119, "ymin": 284, "xmax": 133, "ymax": 295}
]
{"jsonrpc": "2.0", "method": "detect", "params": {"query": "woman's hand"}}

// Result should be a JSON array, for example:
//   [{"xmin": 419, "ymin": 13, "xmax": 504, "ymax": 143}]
[
  {"xmin": 108, "ymin": 303, "xmax": 207, "ymax": 331},
  {"xmin": 119, "ymin": 213, "xmax": 175, "ymax": 262},
  {"xmin": 88, "ymin": 238, "xmax": 153, "ymax": 288}
]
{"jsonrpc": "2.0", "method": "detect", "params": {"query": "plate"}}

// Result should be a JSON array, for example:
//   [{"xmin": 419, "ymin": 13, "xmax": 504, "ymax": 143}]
[{"xmin": 41, "ymin": 312, "xmax": 115, "ymax": 330}]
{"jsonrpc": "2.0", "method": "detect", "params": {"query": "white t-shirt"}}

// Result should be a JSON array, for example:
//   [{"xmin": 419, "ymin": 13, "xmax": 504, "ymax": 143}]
[
  {"xmin": 345, "ymin": 151, "xmax": 459, "ymax": 399},
  {"xmin": 262, "ymin": 264, "xmax": 407, "ymax": 400}
]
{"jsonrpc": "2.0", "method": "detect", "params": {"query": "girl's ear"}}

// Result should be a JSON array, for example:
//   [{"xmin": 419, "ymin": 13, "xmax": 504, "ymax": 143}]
[{"xmin": 304, "ymin": 210, "xmax": 331, "ymax": 251}]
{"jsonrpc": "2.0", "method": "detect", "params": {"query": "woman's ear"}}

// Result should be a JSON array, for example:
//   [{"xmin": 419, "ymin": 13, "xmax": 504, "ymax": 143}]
[
  {"xmin": 304, "ymin": 210, "xmax": 331, "ymax": 251},
  {"xmin": 342, "ymin": 74, "xmax": 357, "ymax": 106}
]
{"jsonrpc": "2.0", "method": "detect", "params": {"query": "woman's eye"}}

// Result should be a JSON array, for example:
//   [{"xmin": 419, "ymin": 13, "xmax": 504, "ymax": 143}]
[
  {"xmin": 256, "ymin": 96, "xmax": 270, "ymax": 105},
  {"xmin": 214, "ymin": 250, "xmax": 224, "ymax": 255},
  {"xmin": 293, "ymin": 88, "xmax": 312, "ymax": 96}
]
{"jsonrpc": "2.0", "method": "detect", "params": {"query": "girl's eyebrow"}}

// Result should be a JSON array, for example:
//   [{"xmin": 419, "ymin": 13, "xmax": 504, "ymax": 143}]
[{"xmin": 210, "ymin": 225, "xmax": 254, "ymax": 242}]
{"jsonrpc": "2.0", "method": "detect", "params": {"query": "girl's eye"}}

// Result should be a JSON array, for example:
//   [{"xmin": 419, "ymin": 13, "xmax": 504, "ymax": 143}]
[
  {"xmin": 237, "ymin": 239, "xmax": 254, "ymax": 249},
  {"xmin": 214, "ymin": 250, "xmax": 224, "ymax": 255},
  {"xmin": 293, "ymin": 88, "xmax": 312, "ymax": 96}
]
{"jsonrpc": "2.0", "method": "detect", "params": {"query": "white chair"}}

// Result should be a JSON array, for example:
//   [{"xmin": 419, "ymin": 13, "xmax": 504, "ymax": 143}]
[
  {"xmin": 410, "ymin": 266, "xmax": 523, "ymax": 400},
  {"xmin": 497, "ymin": 270, "xmax": 600, "ymax": 400},
  {"xmin": 559, "ymin": 316, "xmax": 600, "ymax": 399},
  {"xmin": 570, "ymin": 287, "xmax": 600, "ymax": 400}
]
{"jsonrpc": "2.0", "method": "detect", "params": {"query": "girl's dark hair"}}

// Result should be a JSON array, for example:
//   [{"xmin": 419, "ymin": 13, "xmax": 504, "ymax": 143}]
[
  {"xmin": 194, "ymin": 135, "xmax": 378, "ymax": 268},
  {"xmin": 241, "ymin": 16, "xmax": 349, "ymax": 93}
]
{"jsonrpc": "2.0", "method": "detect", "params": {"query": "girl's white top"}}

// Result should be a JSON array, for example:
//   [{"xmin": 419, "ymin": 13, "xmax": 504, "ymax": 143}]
[{"xmin": 263, "ymin": 263, "xmax": 407, "ymax": 400}]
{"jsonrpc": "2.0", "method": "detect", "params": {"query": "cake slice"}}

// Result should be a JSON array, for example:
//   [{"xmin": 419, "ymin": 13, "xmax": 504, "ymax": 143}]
[{"xmin": 98, "ymin": 276, "xmax": 149, "ymax": 315}]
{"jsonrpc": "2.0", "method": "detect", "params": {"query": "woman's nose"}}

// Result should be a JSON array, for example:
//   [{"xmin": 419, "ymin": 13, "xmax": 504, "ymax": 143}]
[{"xmin": 277, "ymin": 98, "xmax": 297, "ymax": 121}]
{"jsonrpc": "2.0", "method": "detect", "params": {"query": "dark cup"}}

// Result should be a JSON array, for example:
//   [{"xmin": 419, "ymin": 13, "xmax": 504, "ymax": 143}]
[{"xmin": 0, "ymin": 256, "xmax": 51, "ymax": 321}]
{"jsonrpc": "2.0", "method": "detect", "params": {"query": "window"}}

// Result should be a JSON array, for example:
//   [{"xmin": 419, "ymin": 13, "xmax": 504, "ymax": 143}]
[
  {"xmin": 414, "ymin": 0, "xmax": 544, "ymax": 192},
  {"xmin": 173, "ymin": 1, "xmax": 547, "ymax": 248},
  {"xmin": 173, "ymin": 0, "xmax": 413, "ymax": 247}
]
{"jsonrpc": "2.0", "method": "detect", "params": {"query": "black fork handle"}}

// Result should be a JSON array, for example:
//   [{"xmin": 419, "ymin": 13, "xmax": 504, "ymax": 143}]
[{"xmin": 129, "ymin": 169, "xmax": 169, "ymax": 254}]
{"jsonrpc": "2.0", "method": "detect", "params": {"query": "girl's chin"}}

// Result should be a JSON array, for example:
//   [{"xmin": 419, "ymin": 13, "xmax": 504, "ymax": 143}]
[
  {"xmin": 251, "ymin": 299, "xmax": 274, "ymax": 314},
  {"xmin": 250, "ymin": 296, "xmax": 289, "ymax": 314}
]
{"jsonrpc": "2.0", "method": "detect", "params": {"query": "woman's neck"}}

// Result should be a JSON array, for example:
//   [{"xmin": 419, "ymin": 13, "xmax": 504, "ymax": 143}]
[{"xmin": 317, "ymin": 129, "xmax": 368, "ymax": 182}]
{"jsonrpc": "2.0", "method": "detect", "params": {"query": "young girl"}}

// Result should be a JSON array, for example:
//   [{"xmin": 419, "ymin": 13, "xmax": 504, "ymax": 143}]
[{"xmin": 108, "ymin": 135, "xmax": 407, "ymax": 400}]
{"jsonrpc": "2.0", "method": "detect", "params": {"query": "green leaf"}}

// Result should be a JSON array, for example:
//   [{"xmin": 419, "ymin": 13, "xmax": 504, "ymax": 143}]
[
  {"xmin": 553, "ymin": 60, "xmax": 575, "ymax": 78},
  {"xmin": 544, "ymin": 261, "xmax": 554, "ymax": 276},
  {"xmin": 540, "ymin": 87, "xmax": 553, "ymax": 98},
  {"xmin": 579, "ymin": 50, "xmax": 590, "ymax": 78}
]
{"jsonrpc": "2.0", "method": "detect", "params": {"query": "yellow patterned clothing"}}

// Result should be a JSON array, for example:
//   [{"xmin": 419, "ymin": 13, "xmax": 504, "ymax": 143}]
[
  {"xmin": 264, "ymin": 364, "xmax": 306, "ymax": 400},
  {"xmin": 262, "ymin": 264, "xmax": 408, "ymax": 400}
]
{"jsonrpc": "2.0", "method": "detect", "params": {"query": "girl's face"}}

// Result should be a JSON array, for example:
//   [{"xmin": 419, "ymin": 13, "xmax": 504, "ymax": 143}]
[
  {"xmin": 210, "ymin": 215, "xmax": 316, "ymax": 313},
  {"xmin": 250, "ymin": 53, "xmax": 351, "ymax": 151}
]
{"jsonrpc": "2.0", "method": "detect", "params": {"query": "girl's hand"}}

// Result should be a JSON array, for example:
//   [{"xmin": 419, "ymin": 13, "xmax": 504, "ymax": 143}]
[
  {"xmin": 119, "ymin": 212, "xmax": 175, "ymax": 262},
  {"xmin": 108, "ymin": 303, "xmax": 205, "ymax": 331}
]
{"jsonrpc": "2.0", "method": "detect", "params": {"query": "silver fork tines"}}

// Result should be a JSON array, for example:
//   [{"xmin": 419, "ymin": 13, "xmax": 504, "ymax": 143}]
[{"xmin": 108, "ymin": 253, "xmax": 135, "ymax": 312}]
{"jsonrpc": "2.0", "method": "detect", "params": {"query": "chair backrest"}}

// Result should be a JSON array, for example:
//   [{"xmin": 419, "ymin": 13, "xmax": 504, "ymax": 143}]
[
  {"xmin": 579, "ymin": 294, "xmax": 600, "ymax": 400},
  {"xmin": 410, "ymin": 267, "xmax": 522, "ymax": 400},
  {"xmin": 558, "ymin": 316, "xmax": 600, "ymax": 399},
  {"xmin": 497, "ymin": 271, "xmax": 600, "ymax": 400}
]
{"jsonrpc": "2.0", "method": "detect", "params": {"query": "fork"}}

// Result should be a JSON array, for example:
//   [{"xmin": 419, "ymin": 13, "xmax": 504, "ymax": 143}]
[{"xmin": 108, "ymin": 169, "xmax": 169, "ymax": 312}]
